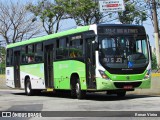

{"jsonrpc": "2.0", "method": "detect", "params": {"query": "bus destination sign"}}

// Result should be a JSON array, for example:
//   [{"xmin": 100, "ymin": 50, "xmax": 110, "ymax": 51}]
[{"xmin": 98, "ymin": 27, "xmax": 145, "ymax": 35}]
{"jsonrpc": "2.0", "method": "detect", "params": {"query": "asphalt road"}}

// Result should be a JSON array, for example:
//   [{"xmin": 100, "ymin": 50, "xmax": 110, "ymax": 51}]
[{"xmin": 0, "ymin": 89, "xmax": 160, "ymax": 120}]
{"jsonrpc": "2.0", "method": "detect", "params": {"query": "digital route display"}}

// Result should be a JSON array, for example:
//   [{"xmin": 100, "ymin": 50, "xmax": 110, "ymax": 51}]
[{"xmin": 98, "ymin": 26, "xmax": 145, "ymax": 35}]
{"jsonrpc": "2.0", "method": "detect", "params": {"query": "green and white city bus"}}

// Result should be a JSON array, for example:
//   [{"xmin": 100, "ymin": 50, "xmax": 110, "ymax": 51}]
[{"xmin": 6, "ymin": 24, "xmax": 152, "ymax": 99}]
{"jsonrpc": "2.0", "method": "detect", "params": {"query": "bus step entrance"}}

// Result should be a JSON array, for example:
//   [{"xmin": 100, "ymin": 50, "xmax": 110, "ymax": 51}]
[{"xmin": 43, "ymin": 88, "xmax": 54, "ymax": 92}]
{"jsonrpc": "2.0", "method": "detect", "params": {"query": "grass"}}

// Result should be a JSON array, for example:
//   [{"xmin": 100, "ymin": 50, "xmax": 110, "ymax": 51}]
[{"xmin": 0, "ymin": 74, "xmax": 5, "ymax": 79}]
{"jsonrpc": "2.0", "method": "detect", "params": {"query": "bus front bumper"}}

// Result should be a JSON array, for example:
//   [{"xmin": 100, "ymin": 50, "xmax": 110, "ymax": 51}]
[{"xmin": 96, "ymin": 78, "xmax": 151, "ymax": 91}]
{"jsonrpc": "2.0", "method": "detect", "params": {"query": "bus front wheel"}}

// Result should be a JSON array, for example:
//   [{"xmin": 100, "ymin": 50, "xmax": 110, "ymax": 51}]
[
  {"xmin": 75, "ymin": 80, "xmax": 86, "ymax": 99},
  {"xmin": 71, "ymin": 77, "xmax": 86, "ymax": 99}
]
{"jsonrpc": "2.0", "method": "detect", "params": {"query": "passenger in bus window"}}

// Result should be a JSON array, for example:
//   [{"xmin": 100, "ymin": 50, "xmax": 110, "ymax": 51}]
[
  {"xmin": 28, "ymin": 56, "xmax": 34, "ymax": 63},
  {"xmin": 70, "ymin": 51, "xmax": 76, "ymax": 58}
]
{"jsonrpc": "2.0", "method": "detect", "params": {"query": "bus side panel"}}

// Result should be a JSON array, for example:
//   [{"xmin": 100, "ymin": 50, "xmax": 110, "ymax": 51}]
[
  {"xmin": 54, "ymin": 61, "xmax": 69, "ymax": 89},
  {"xmin": 20, "ymin": 63, "xmax": 45, "ymax": 89},
  {"xmin": 6, "ymin": 67, "xmax": 15, "ymax": 88},
  {"xmin": 54, "ymin": 60, "xmax": 87, "ymax": 90},
  {"xmin": 138, "ymin": 78, "xmax": 151, "ymax": 88}
]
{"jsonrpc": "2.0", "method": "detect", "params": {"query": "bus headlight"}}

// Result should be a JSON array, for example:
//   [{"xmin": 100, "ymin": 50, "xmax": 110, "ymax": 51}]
[
  {"xmin": 144, "ymin": 69, "xmax": 151, "ymax": 79},
  {"xmin": 99, "ymin": 70, "xmax": 110, "ymax": 79}
]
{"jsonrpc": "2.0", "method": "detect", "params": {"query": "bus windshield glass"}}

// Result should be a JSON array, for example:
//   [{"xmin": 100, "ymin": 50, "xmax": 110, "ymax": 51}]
[{"xmin": 99, "ymin": 35, "xmax": 149, "ymax": 69}]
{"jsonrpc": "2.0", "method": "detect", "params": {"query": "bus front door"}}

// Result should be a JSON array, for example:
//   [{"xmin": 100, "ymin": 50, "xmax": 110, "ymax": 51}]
[
  {"xmin": 14, "ymin": 51, "xmax": 20, "ymax": 88},
  {"xmin": 44, "ymin": 44, "xmax": 54, "ymax": 88},
  {"xmin": 86, "ymin": 39, "xmax": 96, "ymax": 89}
]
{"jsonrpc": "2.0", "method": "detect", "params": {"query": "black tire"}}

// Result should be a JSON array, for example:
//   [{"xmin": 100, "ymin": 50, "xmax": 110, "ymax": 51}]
[
  {"xmin": 117, "ymin": 91, "xmax": 126, "ymax": 97},
  {"xmin": 76, "ymin": 79, "xmax": 86, "ymax": 99},
  {"xmin": 70, "ymin": 80, "xmax": 77, "ymax": 98},
  {"xmin": 25, "ymin": 79, "xmax": 34, "ymax": 96},
  {"xmin": 71, "ymin": 77, "xmax": 86, "ymax": 99}
]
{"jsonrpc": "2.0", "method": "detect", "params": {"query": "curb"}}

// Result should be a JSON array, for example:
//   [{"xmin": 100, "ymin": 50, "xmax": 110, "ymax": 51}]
[{"xmin": 152, "ymin": 73, "xmax": 160, "ymax": 77}]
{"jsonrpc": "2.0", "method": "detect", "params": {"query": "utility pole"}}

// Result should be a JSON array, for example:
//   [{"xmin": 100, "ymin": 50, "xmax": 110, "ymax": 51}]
[
  {"xmin": 0, "ymin": 41, "xmax": 1, "ymax": 53},
  {"xmin": 0, "ymin": 41, "xmax": 2, "ymax": 74},
  {"xmin": 152, "ymin": 0, "xmax": 160, "ymax": 67}
]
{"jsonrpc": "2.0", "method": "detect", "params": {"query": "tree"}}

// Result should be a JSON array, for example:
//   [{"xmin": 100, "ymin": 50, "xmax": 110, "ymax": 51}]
[
  {"xmin": 0, "ymin": 1, "xmax": 43, "ymax": 44},
  {"xmin": 152, "ymin": 53, "xmax": 157, "ymax": 70},
  {"xmin": 145, "ymin": 0, "xmax": 160, "ymax": 32},
  {"xmin": 0, "ymin": 46, "xmax": 6, "ymax": 74},
  {"xmin": 118, "ymin": 0, "xmax": 147, "ymax": 24},
  {"xmin": 27, "ymin": 0, "xmax": 67, "ymax": 34},
  {"xmin": 64, "ymin": 0, "xmax": 103, "ymax": 26}
]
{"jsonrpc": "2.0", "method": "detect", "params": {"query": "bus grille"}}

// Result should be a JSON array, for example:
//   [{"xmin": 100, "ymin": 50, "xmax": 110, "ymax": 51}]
[{"xmin": 114, "ymin": 82, "xmax": 142, "ymax": 88}]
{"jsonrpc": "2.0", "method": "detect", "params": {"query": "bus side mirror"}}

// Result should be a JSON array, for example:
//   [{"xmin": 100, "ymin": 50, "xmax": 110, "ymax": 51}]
[{"xmin": 150, "ymin": 45, "xmax": 153, "ymax": 61}]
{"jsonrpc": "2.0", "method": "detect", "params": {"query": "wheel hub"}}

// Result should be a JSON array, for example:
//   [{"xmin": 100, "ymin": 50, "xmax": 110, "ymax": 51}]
[
  {"xmin": 26, "ymin": 83, "xmax": 30, "ymax": 93},
  {"xmin": 76, "ymin": 83, "xmax": 80, "ymax": 95}
]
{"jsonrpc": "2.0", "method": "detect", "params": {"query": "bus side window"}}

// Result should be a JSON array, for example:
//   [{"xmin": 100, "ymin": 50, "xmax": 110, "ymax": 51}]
[
  {"xmin": 21, "ymin": 46, "xmax": 27, "ymax": 64},
  {"xmin": 27, "ymin": 44, "xmax": 35, "ymax": 63},
  {"xmin": 56, "ymin": 38, "xmax": 68, "ymax": 59},
  {"xmin": 69, "ymin": 39, "xmax": 83, "ymax": 58},
  {"xmin": 35, "ymin": 43, "xmax": 43, "ymax": 62}
]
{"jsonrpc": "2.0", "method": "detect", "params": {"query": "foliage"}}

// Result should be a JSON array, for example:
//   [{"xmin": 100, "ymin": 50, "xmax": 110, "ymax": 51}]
[
  {"xmin": 145, "ymin": 0, "xmax": 160, "ymax": 32},
  {"xmin": 27, "ymin": 0, "xmax": 104, "ymax": 31},
  {"xmin": 27, "ymin": 0, "xmax": 67, "ymax": 34},
  {"xmin": 0, "ymin": 1, "xmax": 43, "ymax": 44},
  {"xmin": 118, "ymin": 0, "xmax": 147, "ymax": 24},
  {"xmin": 0, "ymin": 0, "xmax": 155, "ymax": 44},
  {"xmin": 152, "ymin": 53, "xmax": 157, "ymax": 70},
  {"xmin": 0, "ymin": 46, "xmax": 6, "ymax": 72},
  {"xmin": 63, "ymin": 0, "xmax": 103, "ymax": 26}
]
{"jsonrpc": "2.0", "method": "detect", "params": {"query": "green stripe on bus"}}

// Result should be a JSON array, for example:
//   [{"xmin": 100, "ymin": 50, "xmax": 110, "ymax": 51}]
[{"xmin": 7, "ymin": 26, "xmax": 90, "ymax": 48}]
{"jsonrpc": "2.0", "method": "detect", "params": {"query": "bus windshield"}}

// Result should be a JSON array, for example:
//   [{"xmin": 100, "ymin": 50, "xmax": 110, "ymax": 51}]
[{"xmin": 99, "ymin": 35, "xmax": 149, "ymax": 69}]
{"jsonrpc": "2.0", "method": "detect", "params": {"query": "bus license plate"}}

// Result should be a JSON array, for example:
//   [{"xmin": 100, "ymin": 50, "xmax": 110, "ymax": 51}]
[{"xmin": 123, "ymin": 85, "xmax": 133, "ymax": 89}]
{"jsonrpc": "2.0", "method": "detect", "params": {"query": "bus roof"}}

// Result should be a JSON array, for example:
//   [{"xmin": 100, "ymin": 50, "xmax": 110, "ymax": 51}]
[
  {"xmin": 7, "ymin": 25, "xmax": 90, "ymax": 49},
  {"xmin": 6, "ymin": 24, "xmax": 145, "ymax": 49}
]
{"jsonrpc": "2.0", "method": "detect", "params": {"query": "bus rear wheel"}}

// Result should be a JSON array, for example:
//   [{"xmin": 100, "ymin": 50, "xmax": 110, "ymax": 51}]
[{"xmin": 25, "ymin": 79, "xmax": 34, "ymax": 96}]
